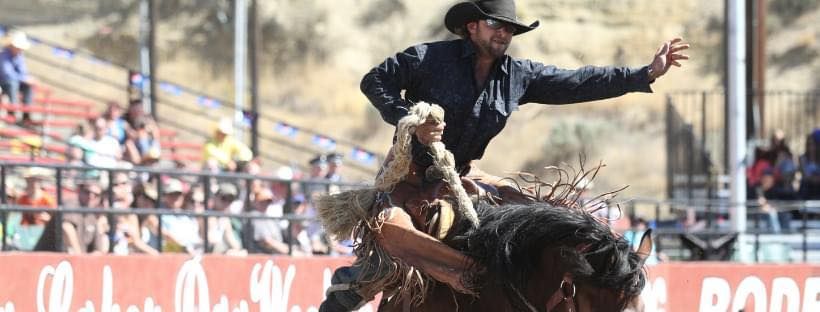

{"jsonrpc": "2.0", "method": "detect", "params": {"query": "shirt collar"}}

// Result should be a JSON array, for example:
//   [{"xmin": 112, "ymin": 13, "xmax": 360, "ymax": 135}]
[{"xmin": 460, "ymin": 39, "xmax": 475, "ymax": 59}]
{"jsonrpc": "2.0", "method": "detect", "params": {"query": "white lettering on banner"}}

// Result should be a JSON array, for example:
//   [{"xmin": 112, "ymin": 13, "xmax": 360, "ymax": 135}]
[
  {"xmin": 23, "ymin": 258, "xmax": 374, "ymax": 311},
  {"xmin": 699, "ymin": 277, "xmax": 731, "ymax": 312},
  {"xmin": 803, "ymin": 277, "xmax": 820, "ymax": 312},
  {"xmin": 175, "ymin": 256, "xmax": 250, "ymax": 312},
  {"xmin": 36, "ymin": 260, "xmax": 73, "ymax": 312},
  {"xmin": 641, "ymin": 277, "xmax": 667, "ymax": 312},
  {"xmin": 0, "ymin": 302, "xmax": 15, "ymax": 312},
  {"xmin": 249, "ymin": 260, "xmax": 296, "ymax": 311},
  {"xmin": 697, "ymin": 276, "xmax": 820, "ymax": 312},
  {"xmin": 770, "ymin": 277, "xmax": 800, "ymax": 312},
  {"xmin": 730, "ymin": 276, "xmax": 766, "ymax": 312}
]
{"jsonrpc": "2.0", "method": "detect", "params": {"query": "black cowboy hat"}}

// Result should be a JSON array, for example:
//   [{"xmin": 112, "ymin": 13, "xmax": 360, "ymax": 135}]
[{"xmin": 445, "ymin": 0, "xmax": 540, "ymax": 36}]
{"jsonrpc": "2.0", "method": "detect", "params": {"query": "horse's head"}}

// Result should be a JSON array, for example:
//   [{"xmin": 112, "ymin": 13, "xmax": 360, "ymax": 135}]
[{"xmin": 464, "ymin": 202, "xmax": 652, "ymax": 312}]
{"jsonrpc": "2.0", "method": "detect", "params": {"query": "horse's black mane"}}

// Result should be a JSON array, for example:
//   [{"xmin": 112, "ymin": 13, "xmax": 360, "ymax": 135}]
[{"xmin": 447, "ymin": 201, "xmax": 645, "ymax": 311}]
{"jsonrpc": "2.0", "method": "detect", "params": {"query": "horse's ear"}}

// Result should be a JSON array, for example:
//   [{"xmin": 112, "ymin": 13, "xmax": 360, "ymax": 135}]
[{"xmin": 636, "ymin": 229, "xmax": 653, "ymax": 262}]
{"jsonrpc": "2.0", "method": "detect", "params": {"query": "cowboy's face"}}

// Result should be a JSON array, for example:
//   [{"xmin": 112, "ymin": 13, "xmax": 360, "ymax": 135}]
[{"xmin": 467, "ymin": 19, "xmax": 514, "ymax": 59}]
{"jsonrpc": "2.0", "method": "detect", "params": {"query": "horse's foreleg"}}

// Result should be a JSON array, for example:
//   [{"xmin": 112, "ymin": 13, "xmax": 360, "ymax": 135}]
[{"xmin": 377, "ymin": 207, "xmax": 477, "ymax": 295}]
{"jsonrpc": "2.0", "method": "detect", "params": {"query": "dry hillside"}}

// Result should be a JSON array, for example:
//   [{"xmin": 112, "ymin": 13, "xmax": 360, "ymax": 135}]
[{"xmin": 2, "ymin": 0, "xmax": 818, "ymax": 197}]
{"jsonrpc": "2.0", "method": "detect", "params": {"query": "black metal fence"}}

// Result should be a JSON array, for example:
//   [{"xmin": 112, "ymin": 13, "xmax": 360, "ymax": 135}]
[
  {"xmin": 0, "ymin": 161, "xmax": 369, "ymax": 255},
  {"xmin": 665, "ymin": 90, "xmax": 820, "ymax": 200},
  {"xmin": 620, "ymin": 198, "xmax": 820, "ymax": 262}
]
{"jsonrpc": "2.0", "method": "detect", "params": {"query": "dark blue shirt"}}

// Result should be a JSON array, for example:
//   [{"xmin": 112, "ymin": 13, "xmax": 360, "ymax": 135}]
[
  {"xmin": 0, "ymin": 47, "xmax": 29, "ymax": 83},
  {"xmin": 361, "ymin": 39, "xmax": 653, "ymax": 168}
]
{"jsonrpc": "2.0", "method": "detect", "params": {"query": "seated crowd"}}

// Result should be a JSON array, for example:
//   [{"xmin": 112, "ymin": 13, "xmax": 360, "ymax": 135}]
[
  {"xmin": 2, "ymin": 95, "xmax": 353, "ymax": 256},
  {"xmin": 745, "ymin": 128, "xmax": 820, "ymax": 233}
]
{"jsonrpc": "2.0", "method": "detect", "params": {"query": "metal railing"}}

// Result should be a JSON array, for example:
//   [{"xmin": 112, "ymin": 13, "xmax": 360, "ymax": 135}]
[
  {"xmin": 0, "ymin": 161, "xmax": 370, "ymax": 255},
  {"xmin": 620, "ymin": 198, "xmax": 820, "ymax": 262}
]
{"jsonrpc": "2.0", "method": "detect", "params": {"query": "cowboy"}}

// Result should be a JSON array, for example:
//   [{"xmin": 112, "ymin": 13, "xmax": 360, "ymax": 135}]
[
  {"xmin": 322, "ymin": 1, "xmax": 689, "ymax": 310},
  {"xmin": 0, "ymin": 30, "xmax": 35, "ymax": 123}
]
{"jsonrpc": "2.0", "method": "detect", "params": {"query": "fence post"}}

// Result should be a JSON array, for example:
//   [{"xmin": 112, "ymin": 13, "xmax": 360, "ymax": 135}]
[
  {"xmin": 665, "ymin": 95, "xmax": 674, "ymax": 199},
  {"xmin": 803, "ymin": 203, "xmax": 808, "ymax": 262},
  {"xmin": 55, "ymin": 167, "xmax": 64, "ymax": 252}
]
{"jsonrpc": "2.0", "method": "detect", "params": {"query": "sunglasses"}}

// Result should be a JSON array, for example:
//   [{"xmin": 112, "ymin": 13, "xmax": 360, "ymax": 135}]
[{"xmin": 484, "ymin": 19, "xmax": 517, "ymax": 34}]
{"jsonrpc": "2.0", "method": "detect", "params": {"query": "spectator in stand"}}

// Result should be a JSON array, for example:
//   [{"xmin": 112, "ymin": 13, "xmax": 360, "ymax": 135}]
[
  {"xmin": 204, "ymin": 183, "xmax": 246, "ymax": 255},
  {"xmin": 103, "ymin": 102, "xmax": 129, "ymax": 144},
  {"xmin": 250, "ymin": 188, "xmax": 293, "ymax": 255},
  {"xmin": 799, "ymin": 129, "xmax": 820, "ymax": 200},
  {"xmin": 289, "ymin": 194, "xmax": 320, "ymax": 255},
  {"xmin": 325, "ymin": 153, "xmax": 343, "ymax": 182},
  {"xmin": 68, "ymin": 122, "xmax": 93, "ymax": 160},
  {"xmin": 109, "ymin": 177, "xmax": 158, "ymax": 255},
  {"xmin": 35, "ymin": 179, "xmax": 109, "ymax": 254},
  {"xmin": 16, "ymin": 167, "xmax": 56, "ymax": 226},
  {"xmin": 0, "ymin": 31, "xmax": 35, "ymax": 124},
  {"xmin": 133, "ymin": 181, "xmax": 161, "ymax": 251},
  {"xmin": 770, "ymin": 130, "xmax": 798, "ymax": 194},
  {"xmin": 86, "ymin": 117, "xmax": 122, "ymax": 168},
  {"xmin": 747, "ymin": 146, "xmax": 775, "ymax": 200},
  {"xmin": 203, "ymin": 118, "xmax": 253, "ymax": 172},
  {"xmin": 159, "ymin": 178, "xmax": 203, "ymax": 254},
  {"xmin": 129, "ymin": 116, "xmax": 162, "ymax": 166},
  {"xmin": 304, "ymin": 155, "xmax": 328, "ymax": 197},
  {"xmin": 124, "ymin": 99, "xmax": 146, "ymax": 129}
]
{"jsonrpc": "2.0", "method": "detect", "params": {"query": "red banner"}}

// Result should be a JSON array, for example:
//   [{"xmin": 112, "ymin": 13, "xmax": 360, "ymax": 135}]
[
  {"xmin": 644, "ymin": 263, "xmax": 820, "ymax": 312},
  {"xmin": 0, "ymin": 254, "xmax": 818, "ymax": 311},
  {"xmin": 0, "ymin": 253, "xmax": 375, "ymax": 312}
]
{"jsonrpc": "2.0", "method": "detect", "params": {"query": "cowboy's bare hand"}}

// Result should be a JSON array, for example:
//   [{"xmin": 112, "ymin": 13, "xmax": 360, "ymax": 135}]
[
  {"xmin": 648, "ymin": 38, "xmax": 690, "ymax": 80},
  {"xmin": 415, "ymin": 118, "xmax": 445, "ymax": 146}
]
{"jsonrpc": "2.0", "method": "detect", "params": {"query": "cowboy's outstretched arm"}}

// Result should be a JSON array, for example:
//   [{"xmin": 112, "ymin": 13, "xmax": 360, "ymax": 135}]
[
  {"xmin": 361, "ymin": 45, "xmax": 425, "ymax": 126},
  {"xmin": 519, "ymin": 61, "xmax": 654, "ymax": 105},
  {"xmin": 520, "ymin": 38, "xmax": 689, "ymax": 105}
]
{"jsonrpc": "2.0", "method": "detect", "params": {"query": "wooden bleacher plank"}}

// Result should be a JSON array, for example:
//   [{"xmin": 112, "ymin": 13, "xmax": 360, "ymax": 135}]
[
  {"xmin": 34, "ymin": 98, "xmax": 95, "ymax": 110},
  {"xmin": 0, "ymin": 140, "xmax": 67, "ymax": 155},
  {"xmin": 0, "ymin": 155, "xmax": 64, "ymax": 164},
  {"xmin": 0, "ymin": 104, "xmax": 98, "ymax": 119},
  {"xmin": 0, "ymin": 127, "xmax": 64, "ymax": 142},
  {"xmin": 160, "ymin": 141, "xmax": 202, "ymax": 150}
]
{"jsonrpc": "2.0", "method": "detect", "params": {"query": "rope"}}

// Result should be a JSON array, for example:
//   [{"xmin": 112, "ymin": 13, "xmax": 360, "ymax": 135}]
[{"xmin": 374, "ymin": 102, "xmax": 478, "ymax": 227}]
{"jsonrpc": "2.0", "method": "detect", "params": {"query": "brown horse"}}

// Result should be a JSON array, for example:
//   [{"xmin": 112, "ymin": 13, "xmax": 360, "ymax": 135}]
[{"xmin": 377, "ymin": 200, "xmax": 652, "ymax": 311}]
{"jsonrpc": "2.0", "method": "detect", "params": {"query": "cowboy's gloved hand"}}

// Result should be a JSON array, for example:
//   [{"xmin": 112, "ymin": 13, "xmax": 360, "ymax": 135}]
[
  {"xmin": 647, "ymin": 38, "xmax": 690, "ymax": 80},
  {"xmin": 415, "ymin": 117, "xmax": 445, "ymax": 146}
]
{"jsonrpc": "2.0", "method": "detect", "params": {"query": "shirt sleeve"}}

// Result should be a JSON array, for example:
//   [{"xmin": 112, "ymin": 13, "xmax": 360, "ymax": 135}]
[
  {"xmin": 360, "ymin": 44, "xmax": 426, "ymax": 126},
  {"xmin": 519, "ymin": 61, "xmax": 654, "ymax": 105},
  {"xmin": 232, "ymin": 139, "xmax": 253, "ymax": 162},
  {"xmin": 17, "ymin": 55, "xmax": 29, "ymax": 82},
  {"xmin": 0, "ymin": 53, "xmax": 17, "ymax": 82}
]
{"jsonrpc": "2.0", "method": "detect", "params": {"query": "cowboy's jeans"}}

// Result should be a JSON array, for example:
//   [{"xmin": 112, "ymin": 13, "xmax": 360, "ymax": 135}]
[{"xmin": 0, "ymin": 80, "xmax": 33, "ymax": 120}]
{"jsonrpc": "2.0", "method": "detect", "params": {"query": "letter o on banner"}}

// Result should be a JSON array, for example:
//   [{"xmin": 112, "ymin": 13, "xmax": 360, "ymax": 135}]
[
  {"xmin": 731, "ymin": 276, "xmax": 767, "ymax": 312},
  {"xmin": 699, "ymin": 277, "xmax": 731, "ymax": 312}
]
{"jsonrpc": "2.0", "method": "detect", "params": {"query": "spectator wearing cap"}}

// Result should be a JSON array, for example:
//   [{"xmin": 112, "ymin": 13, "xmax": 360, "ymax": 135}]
[
  {"xmin": 304, "ymin": 155, "xmax": 329, "ymax": 198},
  {"xmin": 325, "ymin": 153, "xmax": 344, "ymax": 182},
  {"xmin": 203, "ymin": 117, "xmax": 253, "ymax": 172},
  {"xmin": 16, "ymin": 167, "xmax": 56, "ymax": 226},
  {"xmin": 1, "ymin": 30, "xmax": 35, "ymax": 123},
  {"xmin": 35, "ymin": 180, "xmax": 109, "ymax": 254},
  {"xmin": 159, "ymin": 179, "xmax": 203, "ymax": 254},
  {"xmin": 204, "ymin": 183, "xmax": 246, "ymax": 255},
  {"xmin": 250, "ymin": 188, "xmax": 294, "ymax": 255}
]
